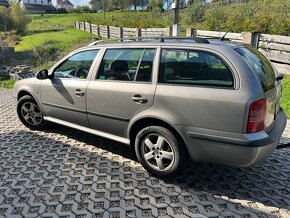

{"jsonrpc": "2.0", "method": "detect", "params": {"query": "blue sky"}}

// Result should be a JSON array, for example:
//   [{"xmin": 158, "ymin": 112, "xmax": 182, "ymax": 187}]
[{"xmin": 52, "ymin": 0, "xmax": 90, "ymax": 6}]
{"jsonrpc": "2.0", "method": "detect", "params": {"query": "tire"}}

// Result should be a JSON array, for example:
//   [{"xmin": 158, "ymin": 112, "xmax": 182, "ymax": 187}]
[
  {"xmin": 135, "ymin": 126, "xmax": 188, "ymax": 178},
  {"xmin": 17, "ymin": 95, "xmax": 47, "ymax": 130}
]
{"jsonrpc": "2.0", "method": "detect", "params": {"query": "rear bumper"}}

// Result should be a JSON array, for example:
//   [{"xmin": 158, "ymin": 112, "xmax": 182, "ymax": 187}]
[{"xmin": 177, "ymin": 109, "xmax": 287, "ymax": 167}]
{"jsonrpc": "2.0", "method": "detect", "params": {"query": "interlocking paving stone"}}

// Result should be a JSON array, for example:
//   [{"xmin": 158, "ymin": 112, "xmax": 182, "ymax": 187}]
[{"xmin": 0, "ymin": 88, "xmax": 290, "ymax": 218}]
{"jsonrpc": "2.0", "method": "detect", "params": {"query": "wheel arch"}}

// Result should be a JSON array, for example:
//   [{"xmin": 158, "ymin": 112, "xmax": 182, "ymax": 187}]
[
  {"xmin": 128, "ymin": 117, "xmax": 189, "ymax": 157},
  {"xmin": 17, "ymin": 90, "xmax": 33, "ymax": 100},
  {"xmin": 17, "ymin": 89, "xmax": 45, "ymax": 114}
]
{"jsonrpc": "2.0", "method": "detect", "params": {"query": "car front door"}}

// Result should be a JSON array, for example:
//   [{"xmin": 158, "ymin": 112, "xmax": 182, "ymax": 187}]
[
  {"xmin": 41, "ymin": 49, "xmax": 99, "ymax": 127},
  {"xmin": 86, "ymin": 47, "xmax": 158, "ymax": 137}
]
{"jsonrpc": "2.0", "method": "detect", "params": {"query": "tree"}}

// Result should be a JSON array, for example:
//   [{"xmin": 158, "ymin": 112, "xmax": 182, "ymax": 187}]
[
  {"xmin": 0, "ymin": 6, "xmax": 12, "ymax": 31},
  {"xmin": 0, "ymin": 1, "xmax": 30, "ymax": 33},
  {"xmin": 148, "ymin": 0, "xmax": 163, "ymax": 12},
  {"xmin": 186, "ymin": 0, "xmax": 206, "ymax": 24},
  {"xmin": 89, "ymin": 0, "xmax": 104, "ymax": 11},
  {"xmin": 11, "ymin": 1, "xmax": 30, "ymax": 33}
]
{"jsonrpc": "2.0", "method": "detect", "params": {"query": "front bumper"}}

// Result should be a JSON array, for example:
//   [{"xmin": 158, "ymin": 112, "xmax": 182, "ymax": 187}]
[{"xmin": 177, "ymin": 109, "xmax": 287, "ymax": 167}]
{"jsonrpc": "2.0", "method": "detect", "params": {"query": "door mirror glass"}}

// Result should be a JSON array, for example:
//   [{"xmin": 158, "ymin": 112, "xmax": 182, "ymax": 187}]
[{"xmin": 36, "ymin": 69, "xmax": 49, "ymax": 80}]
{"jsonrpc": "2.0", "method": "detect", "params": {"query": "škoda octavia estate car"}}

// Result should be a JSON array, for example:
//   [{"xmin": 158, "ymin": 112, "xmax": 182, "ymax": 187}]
[{"xmin": 14, "ymin": 37, "xmax": 287, "ymax": 177}]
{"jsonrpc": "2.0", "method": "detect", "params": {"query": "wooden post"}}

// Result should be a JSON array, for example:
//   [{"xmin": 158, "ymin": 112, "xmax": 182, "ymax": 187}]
[
  {"xmin": 136, "ymin": 28, "xmax": 141, "ymax": 38},
  {"xmin": 186, "ymin": 28, "xmax": 192, "ymax": 37},
  {"xmin": 83, "ymin": 22, "xmax": 86, "ymax": 31},
  {"xmin": 166, "ymin": 26, "xmax": 172, "ymax": 36},
  {"xmin": 97, "ymin": 25, "xmax": 100, "ymax": 37},
  {"xmin": 119, "ymin": 27, "xmax": 123, "ymax": 41},
  {"xmin": 242, "ymin": 32, "xmax": 253, "ymax": 45},
  {"xmin": 106, "ymin": 26, "xmax": 110, "ymax": 39},
  {"xmin": 186, "ymin": 28, "xmax": 196, "ymax": 37},
  {"xmin": 252, "ymin": 33, "xmax": 260, "ymax": 48},
  {"xmin": 89, "ymin": 23, "xmax": 92, "ymax": 34},
  {"xmin": 242, "ymin": 32, "xmax": 260, "ymax": 48}
]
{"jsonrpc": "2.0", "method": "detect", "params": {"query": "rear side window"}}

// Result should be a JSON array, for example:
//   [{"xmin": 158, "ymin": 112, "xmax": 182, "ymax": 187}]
[
  {"xmin": 235, "ymin": 47, "xmax": 276, "ymax": 92},
  {"xmin": 159, "ymin": 49, "xmax": 234, "ymax": 88},
  {"xmin": 97, "ymin": 48, "xmax": 155, "ymax": 82}
]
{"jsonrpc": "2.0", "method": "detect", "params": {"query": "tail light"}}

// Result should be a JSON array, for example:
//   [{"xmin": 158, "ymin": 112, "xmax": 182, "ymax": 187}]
[{"xmin": 246, "ymin": 99, "xmax": 266, "ymax": 133}]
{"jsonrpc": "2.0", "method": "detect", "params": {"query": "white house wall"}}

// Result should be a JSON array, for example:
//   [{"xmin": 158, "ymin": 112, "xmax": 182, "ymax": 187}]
[{"xmin": 21, "ymin": 0, "xmax": 49, "ymax": 5}]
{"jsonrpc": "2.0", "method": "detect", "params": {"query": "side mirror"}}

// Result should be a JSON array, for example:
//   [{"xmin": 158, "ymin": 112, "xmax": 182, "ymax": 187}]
[{"xmin": 36, "ymin": 69, "xmax": 49, "ymax": 80}]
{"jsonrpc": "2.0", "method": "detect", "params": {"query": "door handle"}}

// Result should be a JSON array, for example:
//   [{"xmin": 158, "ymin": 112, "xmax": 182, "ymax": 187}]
[
  {"xmin": 132, "ymin": 94, "xmax": 148, "ymax": 104},
  {"xmin": 75, "ymin": 89, "xmax": 85, "ymax": 97}
]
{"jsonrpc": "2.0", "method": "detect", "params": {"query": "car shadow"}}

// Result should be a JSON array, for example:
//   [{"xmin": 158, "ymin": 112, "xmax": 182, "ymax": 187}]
[{"xmin": 44, "ymin": 124, "xmax": 290, "ymax": 213}]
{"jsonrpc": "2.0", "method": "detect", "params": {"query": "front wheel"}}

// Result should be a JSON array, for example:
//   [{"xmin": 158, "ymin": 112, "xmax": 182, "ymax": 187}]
[
  {"xmin": 17, "ymin": 95, "xmax": 47, "ymax": 130},
  {"xmin": 135, "ymin": 126, "xmax": 188, "ymax": 178}
]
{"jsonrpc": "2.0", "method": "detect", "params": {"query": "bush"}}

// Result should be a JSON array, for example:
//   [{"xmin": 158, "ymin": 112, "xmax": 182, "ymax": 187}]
[
  {"xmin": 204, "ymin": 7, "xmax": 227, "ymax": 31},
  {"xmin": 0, "ymin": 6, "xmax": 13, "ymax": 31},
  {"xmin": 67, "ymin": 6, "xmax": 92, "ymax": 13},
  {"xmin": 77, "ymin": 11, "xmax": 171, "ymax": 28},
  {"xmin": 186, "ymin": 0, "xmax": 290, "ymax": 36},
  {"xmin": 0, "ymin": 3, "xmax": 31, "ymax": 34},
  {"xmin": 0, "ymin": 78, "xmax": 16, "ymax": 89},
  {"xmin": 0, "ymin": 31, "xmax": 21, "ymax": 47},
  {"xmin": 33, "ymin": 41, "xmax": 61, "ymax": 65},
  {"xmin": 186, "ymin": 0, "xmax": 207, "ymax": 24},
  {"xmin": 11, "ymin": 3, "xmax": 31, "ymax": 34}
]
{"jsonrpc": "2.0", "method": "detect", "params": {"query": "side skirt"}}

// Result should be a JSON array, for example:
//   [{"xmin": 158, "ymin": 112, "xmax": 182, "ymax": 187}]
[{"xmin": 43, "ymin": 116, "xmax": 130, "ymax": 145}]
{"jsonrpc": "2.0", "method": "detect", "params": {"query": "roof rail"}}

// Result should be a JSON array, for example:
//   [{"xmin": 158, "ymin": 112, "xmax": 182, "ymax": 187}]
[{"xmin": 88, "ymin": 36, "xmax": 209, "ymax": 46}]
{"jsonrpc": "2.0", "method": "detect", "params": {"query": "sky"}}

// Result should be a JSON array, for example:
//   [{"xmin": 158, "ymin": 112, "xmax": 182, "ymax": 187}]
[{"xmin": 52, "ymin": 0, "xmax": 90, "ymax": 7}]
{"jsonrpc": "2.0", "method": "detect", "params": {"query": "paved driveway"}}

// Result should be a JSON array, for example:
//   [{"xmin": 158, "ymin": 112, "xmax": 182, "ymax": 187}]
[{"xmin": 0, "ymin": 88, "xmax": 290, "ymax": 218}]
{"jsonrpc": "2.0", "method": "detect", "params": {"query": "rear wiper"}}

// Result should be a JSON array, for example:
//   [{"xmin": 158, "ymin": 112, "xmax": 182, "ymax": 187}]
[{"xmin": 276, "ymin": 75, "xmax": 284, "ymax": 81}]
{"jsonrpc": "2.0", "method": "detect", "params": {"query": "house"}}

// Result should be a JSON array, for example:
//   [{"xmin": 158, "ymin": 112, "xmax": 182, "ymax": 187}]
[
  {"xmin": 19, "ymin": 0, "xmax": 55, "ymax": 14},
  {"xmin": 56, "ymin": 0, "xmax": 74, "ymax": 10},
  {"xmin": 0, "ymin": 0, "xmax": 9, "ymax": 7}
]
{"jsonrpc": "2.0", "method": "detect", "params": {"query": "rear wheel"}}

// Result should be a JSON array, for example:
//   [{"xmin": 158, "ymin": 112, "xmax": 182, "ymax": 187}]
[
  {"xmin": 17, "ymin": 95, "xmax": 47, "ymax": 130},
  {"xmin": 135, "ymin": 126, "xmax": 187, "ymax": 178}
]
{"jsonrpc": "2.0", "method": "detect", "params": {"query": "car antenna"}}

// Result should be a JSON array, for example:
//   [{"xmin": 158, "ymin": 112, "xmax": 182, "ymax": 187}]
[{"xmin": 220, "ymin": 29, "xmax": 231, "ymax": 41}]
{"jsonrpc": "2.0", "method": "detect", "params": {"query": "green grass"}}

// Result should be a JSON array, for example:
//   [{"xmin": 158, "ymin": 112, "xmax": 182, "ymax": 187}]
[
  {"xmin": 13, "ymin": 14, "xmax": 96, "ymax": 70},
  {"xmin": 15, "ymin": 28, "xmax": 95, "ymax": 52},
  {"xmin": 281, "ymin": 75, "xmax": 290, "ymax": 119},
  {"xmin": 27, "ymin": 12, "xmax": 170, "ymax": 30},
  {"xmin": 28, "ymin": 14, "xmax": 81, "ymax": 32},
  {"xmin": 0, "ymin": 79, "xmax": 16, "ymax": 89}
]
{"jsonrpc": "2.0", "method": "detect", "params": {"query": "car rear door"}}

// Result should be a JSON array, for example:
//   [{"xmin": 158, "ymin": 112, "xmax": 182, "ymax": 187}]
[
  {"xmin": 86, "ymin": 46, "xmax": 158, "ymax": 137},
  {"xmin": 41, "ymin": 49, "xmax": 100, "ymax": 127}
]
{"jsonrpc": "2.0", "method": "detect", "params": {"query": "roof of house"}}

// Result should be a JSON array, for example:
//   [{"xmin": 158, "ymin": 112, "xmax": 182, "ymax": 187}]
[
  {"xmin": 59, "ymin": 0, "xmax": 74, "ymax": 6},
  {"xmin": 23, "ymin": 3, "xmax": 55, "ymax": 11},
  {"xmin": 0, "ymin": 0, "xmax": 9, "ymax": 7}
]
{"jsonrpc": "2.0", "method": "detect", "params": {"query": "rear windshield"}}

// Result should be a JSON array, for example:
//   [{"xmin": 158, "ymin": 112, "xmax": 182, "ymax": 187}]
[{"xmin": 235, "ymin": 47, "xmax": 276, "ymax": 92}]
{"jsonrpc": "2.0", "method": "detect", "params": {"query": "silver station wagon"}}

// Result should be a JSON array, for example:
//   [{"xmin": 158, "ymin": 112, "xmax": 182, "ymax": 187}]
[{"xmin": 14, "ymin": 37, "xmax": 287, "ymax": 177}]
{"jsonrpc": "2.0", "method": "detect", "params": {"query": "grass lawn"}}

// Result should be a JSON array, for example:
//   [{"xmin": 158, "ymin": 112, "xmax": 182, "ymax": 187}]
[
  {"xmin": 281, "ymin": 75, "xmax": 290, "ymax": 119},
  {"xmin": 14, "ymin": 14, "xmax": 96, "ymax": 70},
  {"xmin": 28, "ymin": 14, "xmax": 81, "ymax": 32},
  {"xmin": 0, "ymin": 79, "xmax": 16, "ymax": 89},
  {"xmin": 15, "ymin": 28, "xmax": 95, "ymax": 52}
]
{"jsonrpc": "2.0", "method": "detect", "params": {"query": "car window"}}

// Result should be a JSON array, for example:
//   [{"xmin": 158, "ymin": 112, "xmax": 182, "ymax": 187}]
[
  {"xmin": 159, "ymin": 49, "xmax": 234, "ymax": 87},
  {"xmin": 136, "ymin": 49, "xmax": 155, "ymax": 82},
  {"xmin": 97, "ymin": 48, "xmax": 155, "ymax": 82},
  {"xmin": 235, "ymin": 46, "xmax": 276, "ymax": 92},
  {"xmin": 53, "ymin": 50, "xmax": 99, "ymax": 79}
]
